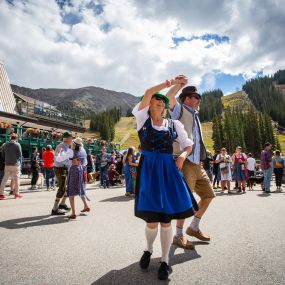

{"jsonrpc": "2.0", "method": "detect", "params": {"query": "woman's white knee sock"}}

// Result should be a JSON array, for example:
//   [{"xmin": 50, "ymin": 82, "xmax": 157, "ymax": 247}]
[
  {"xmin": 160, "ymin": 225, "xmax": 172, "ymax": 264},
  {"xmin": 145, "ymin": 225, "xmax": 158, "ymax": 253}
]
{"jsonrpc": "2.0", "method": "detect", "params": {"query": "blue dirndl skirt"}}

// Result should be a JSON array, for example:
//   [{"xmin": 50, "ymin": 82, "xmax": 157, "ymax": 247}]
[
  {"xmin": 135, "ymin": 150, "xmax": 198, "ymax": 223},
  {"xmin": 67, "ymin": 165, "xmax": 89, "ymax": 201},
  {"xmin": 233, "ymin": 163, "xmax": 247, "ymax": 181}
]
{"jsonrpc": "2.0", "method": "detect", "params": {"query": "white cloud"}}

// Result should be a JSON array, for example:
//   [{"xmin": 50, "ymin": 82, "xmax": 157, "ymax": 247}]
[{"xmin": 0, "ymin": 0, "xmax": 284, "ymax": 96}]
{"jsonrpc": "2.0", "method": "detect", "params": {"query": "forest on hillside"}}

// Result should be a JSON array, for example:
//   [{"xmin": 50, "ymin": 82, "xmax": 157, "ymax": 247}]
[
  {"xmin": 212, "ymin": 108, "xmax": 281, "ymax": 156},
  {"xmin": 90, "ymin": 107, "xmax": 121, "ymax": 141},
  {"xmin": 199, "ymin": 89, "xmax": 224, "ymax": 122},
  {"xmin": 242, "ymin": 70, "xmax": 285, "ymax": 126}
]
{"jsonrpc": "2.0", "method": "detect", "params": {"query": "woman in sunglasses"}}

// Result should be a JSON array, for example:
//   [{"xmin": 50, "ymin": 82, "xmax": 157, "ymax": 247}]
[{"xmin": 132, "ymin": 78, "xmax": 198, "ymax": 280}]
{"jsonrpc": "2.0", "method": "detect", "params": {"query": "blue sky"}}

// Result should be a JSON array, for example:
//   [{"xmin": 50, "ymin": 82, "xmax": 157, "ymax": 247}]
[
  {"xmin": 0, "ymin": 0, "xmax": 284, "ymax": 96},
  {"xmin": 200, "ymin": 73, "xmax": 246, "ymax": 94}
]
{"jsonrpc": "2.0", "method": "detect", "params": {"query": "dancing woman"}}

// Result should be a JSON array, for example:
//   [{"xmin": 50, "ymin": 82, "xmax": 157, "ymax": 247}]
[
  {"xmin": 55, "ymin": 138, "xmax": 89, "ymax": 219},
  {"xmin": 132, "ymin": 78, "xmax": 198, "ymax": 280}
]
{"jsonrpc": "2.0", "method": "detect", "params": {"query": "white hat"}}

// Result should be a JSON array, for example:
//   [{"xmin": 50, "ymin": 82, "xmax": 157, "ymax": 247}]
[{"xmin": 73, "ymin": 137, "xmax": 83, "ymax": 146}]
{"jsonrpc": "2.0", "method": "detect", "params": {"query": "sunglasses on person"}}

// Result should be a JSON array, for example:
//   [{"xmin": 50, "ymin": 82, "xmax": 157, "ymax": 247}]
[
  {"xmin": 188, "ymin": 95, "xmax": 201, "ymax": 100},
  {"xmin": 153, "ymin": 95, "xmax": 166, "ymax": 104}
]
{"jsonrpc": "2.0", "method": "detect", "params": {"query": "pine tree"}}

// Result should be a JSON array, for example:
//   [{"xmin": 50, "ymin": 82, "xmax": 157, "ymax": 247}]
[{"xmin": 212, "ymin": 115, "xmax": 224, "ymax": 151}]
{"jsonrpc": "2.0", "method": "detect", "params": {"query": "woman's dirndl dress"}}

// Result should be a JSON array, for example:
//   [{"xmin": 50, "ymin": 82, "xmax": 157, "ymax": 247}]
[
  {"xmin": 66, "ymin": 149, "xmax": 89, "ymax": 200},
  {"xmin": 217, "ymin": 154, "xmax": 232, "ymax": 181},
  {"xmin": 233, "ymin": 154, "xmax": 247, "ymax": 181},
  {"xmin": 133, "ymin": 104, "xmax": 198, "ymax": 223}
]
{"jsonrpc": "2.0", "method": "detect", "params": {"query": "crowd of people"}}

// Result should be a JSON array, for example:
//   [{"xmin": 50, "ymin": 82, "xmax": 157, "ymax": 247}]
[
  {"xmin": 202, "ymin": 144, "xmax": 285, "ymax": 194},
  {"xmin": 1, "ymin": 74, "xmax": 285, "ymax": 281}
]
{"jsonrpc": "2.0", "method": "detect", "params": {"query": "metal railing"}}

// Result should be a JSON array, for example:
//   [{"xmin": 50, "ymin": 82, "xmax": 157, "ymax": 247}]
[
  {"xmin": 15, "ymin": 101, "xmax": 83, "ymax": 126},
  {"xmin": 0, "ymin": 126, "xmax": 119, "ymax": 157}
]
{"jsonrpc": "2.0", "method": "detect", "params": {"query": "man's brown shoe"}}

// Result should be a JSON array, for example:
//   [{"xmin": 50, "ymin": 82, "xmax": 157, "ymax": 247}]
[
  {"xmin": 172, "ymin": 235, "xmax": 195, "ymax": 250},
  {"xmin": 186, "ymin": 227, "xmax": 210, "ymax": 242}
]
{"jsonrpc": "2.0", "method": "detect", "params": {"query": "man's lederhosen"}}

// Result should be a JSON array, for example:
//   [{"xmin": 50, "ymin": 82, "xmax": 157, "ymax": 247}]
[{"xmin": 54, "ymin": 166, "xmax": 68, "ymax": 199}]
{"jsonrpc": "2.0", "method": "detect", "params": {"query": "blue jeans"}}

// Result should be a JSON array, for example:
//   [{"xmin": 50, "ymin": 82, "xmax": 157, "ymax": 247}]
[
  {"xmin": 263, "ymin": 167, "xmax": 273, "ymax": 192},
  {"xmin": 100, "ymin": 166, "xmax": 109, "ymax": 187},
  {"xmin": 45, "ymin": 168, "xmax": 55, "ymax": 188}
]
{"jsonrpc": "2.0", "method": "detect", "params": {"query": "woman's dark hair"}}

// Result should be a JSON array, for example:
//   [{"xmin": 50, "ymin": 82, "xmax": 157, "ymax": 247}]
[
  {"xmin": 126, "ymin": 147, "xmax": 134, "ymax": 158},
  {"xmin": 264, "ymin": 142, "xmax": 271, "ymax": 148},
  {"xmin": 32, "ymin": 147, "xmax": 37, "ymax": 152},
  {"xmin": 275, "ymin": 150, "xmax": 280, "ymax": 156}
]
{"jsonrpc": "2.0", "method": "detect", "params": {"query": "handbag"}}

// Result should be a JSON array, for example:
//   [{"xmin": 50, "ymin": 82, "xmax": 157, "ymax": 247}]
[
  {"xmin": 220, "ymin": 166, "xmax": 229, "ymax": 174},
  {"xmin": 219, "ymin": 156, "xmax": 229, "ymax": 174}
]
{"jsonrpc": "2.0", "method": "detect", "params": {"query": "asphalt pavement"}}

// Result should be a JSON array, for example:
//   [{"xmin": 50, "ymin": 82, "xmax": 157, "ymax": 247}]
[{"xmin": 0, "ymin": 182, "xmax": 285, "ymax": 285}]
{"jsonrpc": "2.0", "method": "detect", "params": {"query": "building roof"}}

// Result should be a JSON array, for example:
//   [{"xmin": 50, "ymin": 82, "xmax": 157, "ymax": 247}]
[
  {"xmin": 14, "ymin": 92, "xmax": 35, "ymax": 104},
  {"xmin": 0, "ymin": 110, "xmax": 85, "ymax": 133}
]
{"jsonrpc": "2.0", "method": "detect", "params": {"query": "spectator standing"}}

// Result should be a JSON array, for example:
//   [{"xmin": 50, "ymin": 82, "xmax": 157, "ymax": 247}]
[
  {"xmin": 42, "ymin": 145, "xmax": 55, "ymax": 191},
  {"xmin": 86, "ymin": 150, "xmax": 95, "ymax": 183},
  {"xmin": 115, "ymin": 152, "xmax": 123, "ymax": 175},
  {"xmin": 260, "ymin": 142, "xmax": 273, "ymax": 193},
  {"xmin": 247, "ymin": 153, "xmax": 256, "ymax": 190},
  {"xmin": 215, "ymin": 148, "xmax": 232, "ymax": 194},
  {"xmin": 124, "ymin": 147, "xmax": 138, "ymax": 196},
  {"xmin": 96, "ymin": 146, "xmax": 110, "ymax": 188},
  {"xmin": 272, "ymin": 150, "xmax": 285, "ymax": 191},
  {"xmin": 232, "ymin": 146, "xmax": 247, "ymax": 193},
  {"xmin": 30, "ymin": 147, "xmax": 40, "ymax": 190},
  {"xmin": 0, "ymin": 134, "xmax": 22, "ymax": 199},
  {"xmin": 110, "ymin": 151, "xmax": 117, "ymax": 165},
  {"xmin": 212, "ymin": 150, "xmax": 221, "ymax": 189}
]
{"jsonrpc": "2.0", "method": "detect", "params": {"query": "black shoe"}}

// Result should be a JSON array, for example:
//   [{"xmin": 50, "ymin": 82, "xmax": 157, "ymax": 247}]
[
  {"xmin": 139, "ymin": 251, "xmax": 152, "ymax": 270},
  {"xmin": 9, "ymin": 191, "xmax": 14, "ymax": 196},
  {"xmin": 51, "ymin": 209, "xmax": 66, "ymax": 215},
  {"xmin": 158, "ymin": 262, "xmax": 170, "ymax": 280},
  {"xmin": 58, "ymin": 204, "xmax": 71, "ymax": 211}
]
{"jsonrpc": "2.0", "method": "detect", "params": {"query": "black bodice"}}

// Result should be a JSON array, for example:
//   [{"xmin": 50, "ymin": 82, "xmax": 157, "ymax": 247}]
[{"xmin": 138, "ymin": 117, "xmax": 178, "ymax": 153}]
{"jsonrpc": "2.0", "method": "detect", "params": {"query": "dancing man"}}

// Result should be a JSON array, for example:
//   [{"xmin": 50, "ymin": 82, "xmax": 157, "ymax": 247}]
[
  {"xmin": 167, "ymin": 77, "xmax": 215, "ymax": 249},
  {"xmin": 51, "ymin": 132, "xmax": 73, "ymax": 215}
]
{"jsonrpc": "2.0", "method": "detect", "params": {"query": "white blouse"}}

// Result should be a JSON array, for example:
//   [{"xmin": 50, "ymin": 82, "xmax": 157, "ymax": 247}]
[
  {"xmin": 55, "ymin": 148, "xmax": 73, "ymax": 163},
  {"xmin": 132, "ymin": 103, "xmax": 193, "ymax": 150}
]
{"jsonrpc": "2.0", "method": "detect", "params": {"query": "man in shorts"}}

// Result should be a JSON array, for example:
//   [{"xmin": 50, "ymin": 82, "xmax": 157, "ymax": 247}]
[{"xmin": 167, "ymin": 77, "xmax": 215, "ymax": 249}]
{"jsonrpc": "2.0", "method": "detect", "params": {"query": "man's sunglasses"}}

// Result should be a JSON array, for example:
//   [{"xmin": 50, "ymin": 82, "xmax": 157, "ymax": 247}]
[{"xmin": 188, "ymin": 95, "xmax": 201, "ymax": 100}]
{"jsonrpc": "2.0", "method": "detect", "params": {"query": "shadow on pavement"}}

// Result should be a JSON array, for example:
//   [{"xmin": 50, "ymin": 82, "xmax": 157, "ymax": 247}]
[
  {"xmin": 257, "ymin": 193, "xmax": 271, "ymax": 197},
  {"xmin": 0, "ymin": 215, "xmax": 68, "ymax": 229},
  {"xmin": 99, "ymin": 195, "xmax": 135, "ymax": 202},
  {"xmin": 257, "ymin": 190, "xmax": 283, "ymax": 197},
  {"xmin": 215, "ymin": 192, "xmax": 243, "ymax": 197},
  {"xmin": 92, "ymin": 245, "xmax": 201, "ymax": 285}
]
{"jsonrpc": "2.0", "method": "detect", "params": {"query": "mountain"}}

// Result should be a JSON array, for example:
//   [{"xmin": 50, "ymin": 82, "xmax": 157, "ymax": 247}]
[{"xmin": 11, "ymin": 84, "xmax": 139, "ymax": 115}]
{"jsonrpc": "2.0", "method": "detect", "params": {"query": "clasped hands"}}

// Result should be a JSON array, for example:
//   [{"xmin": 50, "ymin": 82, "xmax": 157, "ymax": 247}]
[{"xmin": 170, "ymin": 74, "xmax": 188, "ymax": 87}]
